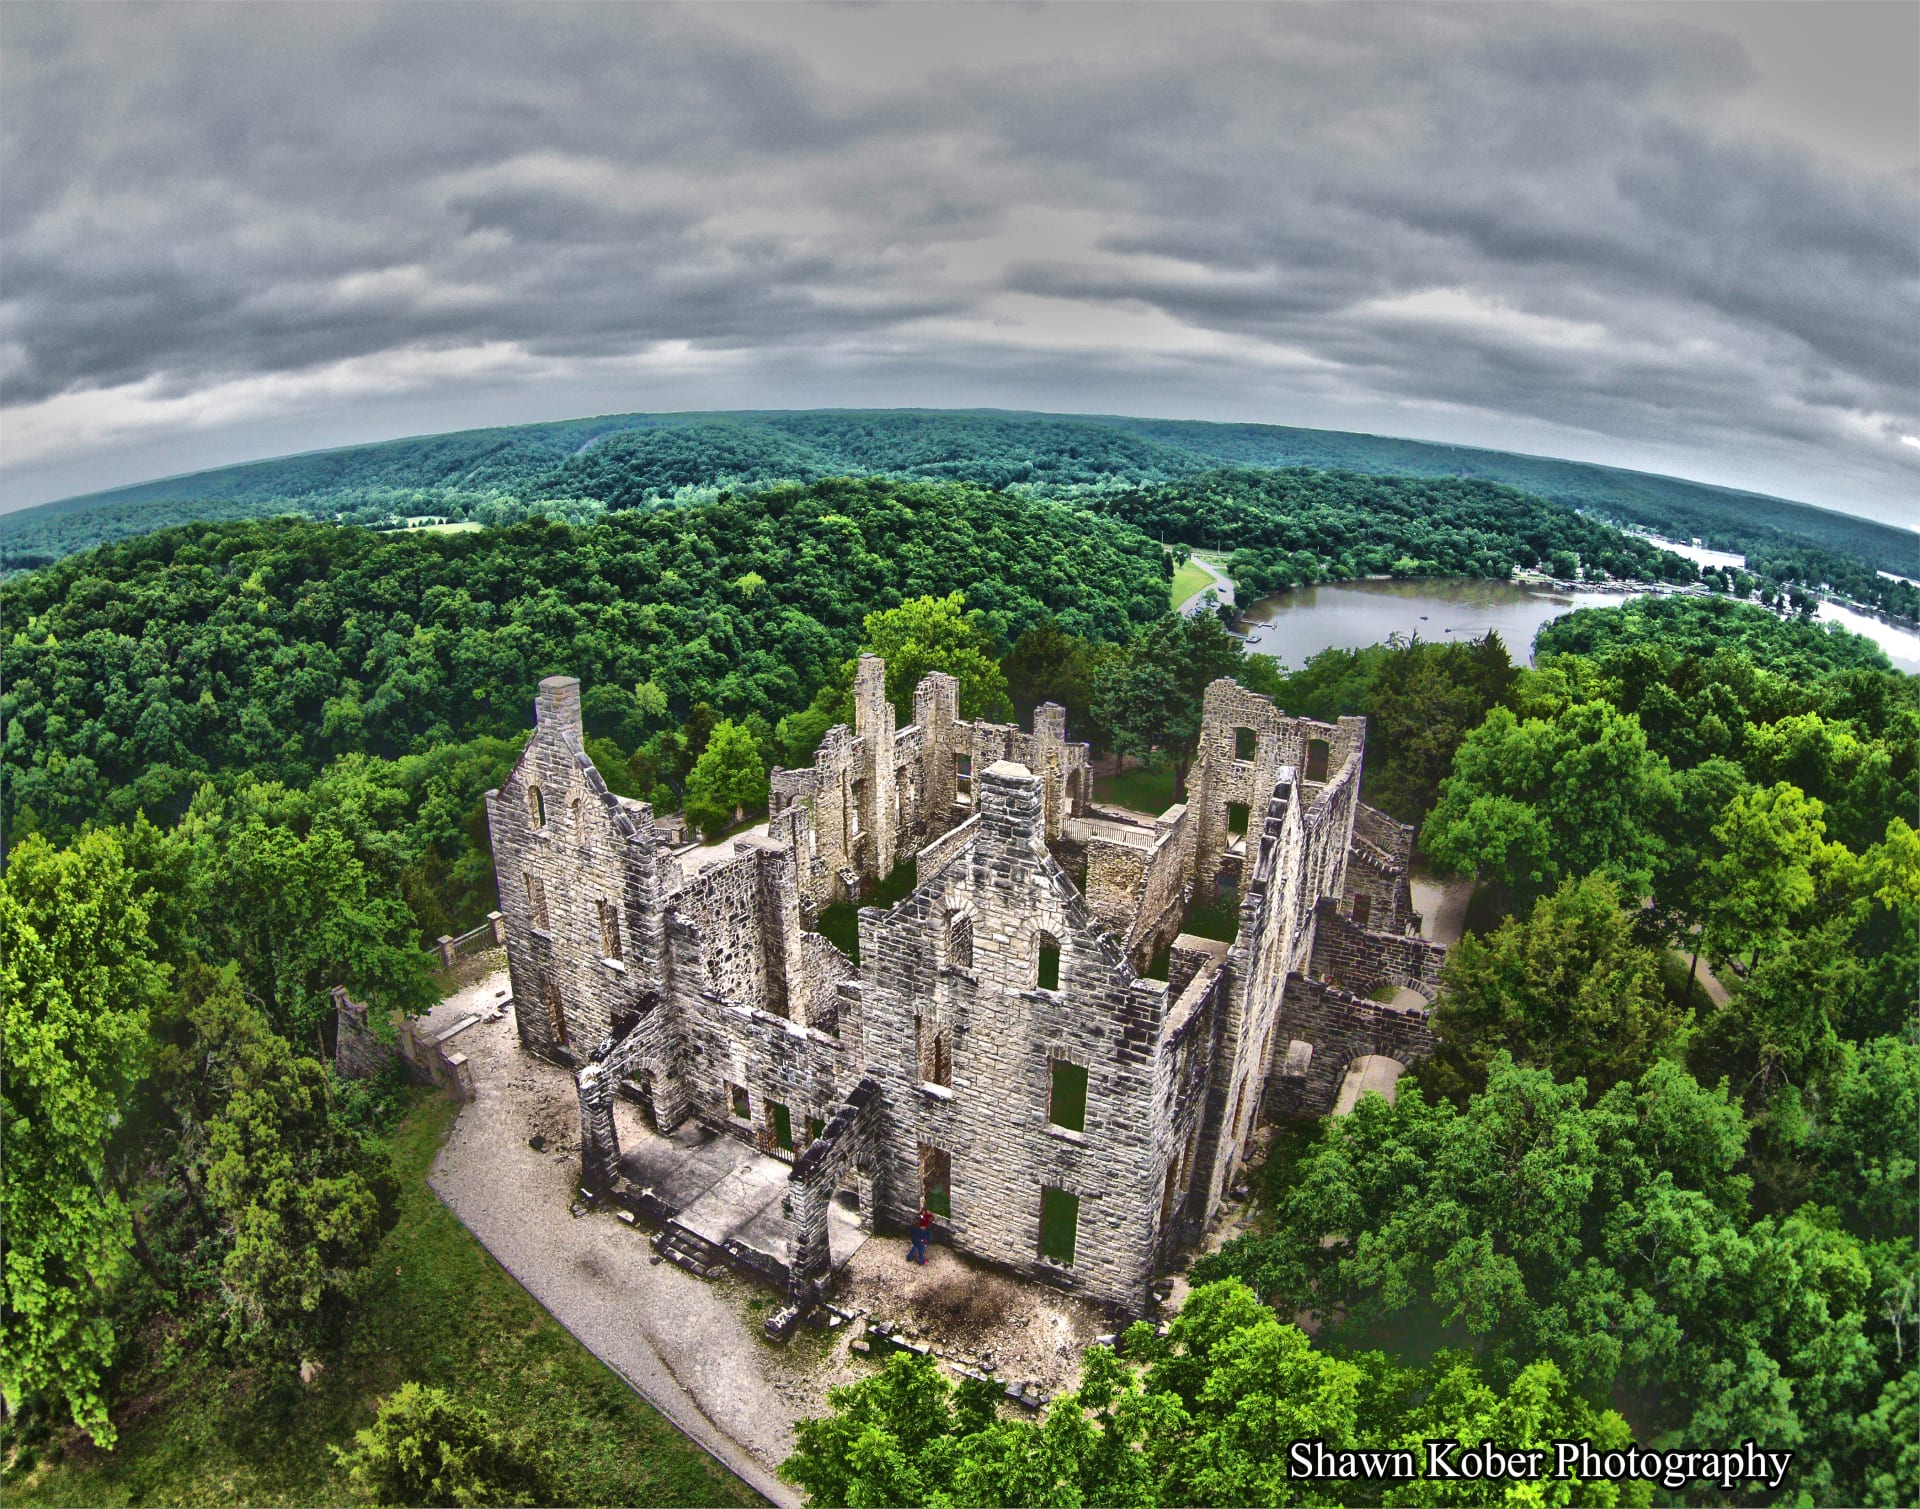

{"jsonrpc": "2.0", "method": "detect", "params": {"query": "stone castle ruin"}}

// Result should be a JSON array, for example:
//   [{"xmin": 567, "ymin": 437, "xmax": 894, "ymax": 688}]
[{"xmin": 484, "ymin": 660, "xmax": 1440, "ymax": 1316}]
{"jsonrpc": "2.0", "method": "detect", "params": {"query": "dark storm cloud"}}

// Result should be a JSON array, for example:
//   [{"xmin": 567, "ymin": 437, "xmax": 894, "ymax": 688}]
[{"xmin": 1, "ymin": 1, "xmax": 1914, "ymax": 521}]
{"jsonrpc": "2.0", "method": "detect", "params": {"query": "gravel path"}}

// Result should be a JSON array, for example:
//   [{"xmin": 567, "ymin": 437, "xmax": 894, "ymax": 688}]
[{"xmin": 426, "ymin": 975, "xmax": 803, "ymax": 1508}]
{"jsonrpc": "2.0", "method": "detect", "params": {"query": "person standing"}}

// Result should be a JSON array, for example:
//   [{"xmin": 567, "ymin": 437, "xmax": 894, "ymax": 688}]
[{"xmin": 908, "ymin": 1205, "xmax": 933, "ymax": 1263}]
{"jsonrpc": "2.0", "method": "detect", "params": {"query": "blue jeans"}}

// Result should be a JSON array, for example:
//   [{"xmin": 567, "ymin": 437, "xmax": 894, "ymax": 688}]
[{"xmin": 908, "ymin": 1229, "xmax": 929, "ymax": 1263}]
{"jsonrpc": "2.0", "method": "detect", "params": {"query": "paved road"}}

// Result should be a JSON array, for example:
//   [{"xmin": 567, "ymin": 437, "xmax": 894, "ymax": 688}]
[
  {"xmin": 427, "ymin": 982, "xmax": 803, "ymax": 1508},
  {"xmin": 1176, "ymin": 553, "xmax": 1236, "ymax": 617}
]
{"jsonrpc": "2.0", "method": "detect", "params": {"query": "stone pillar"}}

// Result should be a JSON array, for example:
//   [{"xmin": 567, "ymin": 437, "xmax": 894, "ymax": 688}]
[
  {"xmin": 535, "ymin": 675, "xmax": 584, "ymax": 744},
  {"xmin": 977, "ymin": 760, "xmax": 1045, "ymax": 858},
  {"xmin": 785, "ymin": 1176, "xmax": 833, "ymax": 1301},
  {"xmin": 437, "ymin": 934, "xmax": 456, "ymax": 968},
  {"xmin": 488, "ymin": 910, "xmax": 505, "ymax": 944},
  {"xmin": 853, "ymin": 655, "xmax": 897, "ymax": 880},
  {"xmin": 1032, "ymin": 702, "xmax": 1067, "ymax": 837},
  {"xmin": 914, "ymin": 671, "xmax": 962, "ymax": 829},
  {"xmin": 577, "ymin": 1061, "xmax": 620, "ymax": 1192}
]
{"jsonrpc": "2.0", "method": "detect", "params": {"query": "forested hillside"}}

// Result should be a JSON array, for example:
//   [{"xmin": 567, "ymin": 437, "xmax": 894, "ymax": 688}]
[
  {"xmin": 6, "ymin": 457, "xmax": 1913, "ymax": 1502},
  {"xmin": 0, "ymin": 477, "xmax": 1169, "ymax": 846},
  {"xmin": 6, "ymin": 411, "xmax": 1912, "ymax": 616}
]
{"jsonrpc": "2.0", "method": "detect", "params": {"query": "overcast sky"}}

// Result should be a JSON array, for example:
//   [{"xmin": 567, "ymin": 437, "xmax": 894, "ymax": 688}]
[{"xmin": 2, "ymin": 1, "xmax": 1915, "ymax": 525}]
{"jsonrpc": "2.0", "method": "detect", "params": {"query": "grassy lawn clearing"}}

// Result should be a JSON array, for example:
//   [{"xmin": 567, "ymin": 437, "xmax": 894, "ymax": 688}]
[
  {"xmin": 6, "ymin": 1093, "xmax": 757, "ymax": 1509},
  {"xmin": 1092, "ymin": 761, "xmax": 1182, "ymax": 815},
  {"xmin": 1170, "ymin": 558, "xmax": 1216, "ymax": 606}
]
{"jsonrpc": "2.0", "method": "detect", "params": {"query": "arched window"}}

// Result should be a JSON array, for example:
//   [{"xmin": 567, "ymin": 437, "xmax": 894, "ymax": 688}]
[
  {"xmin": 946, "ymin": 911, "xmax": 974, "ymax": 972},
  {"xmin": 528, "ymin": 784, "xmax": 546, "ymax": 828},
  {"xmin": 1036, "ymin": 931, "xmax": 1061, "ymax": 991}
]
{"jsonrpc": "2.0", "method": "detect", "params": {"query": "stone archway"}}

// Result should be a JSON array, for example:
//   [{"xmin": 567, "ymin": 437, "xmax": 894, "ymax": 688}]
[{"xmin": 1330, "ymin": 1054, "xmax": 1406, "ymax": 1117}]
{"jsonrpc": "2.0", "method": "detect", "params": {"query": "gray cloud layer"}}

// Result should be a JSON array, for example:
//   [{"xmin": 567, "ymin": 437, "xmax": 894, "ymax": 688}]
[{"xmin": 2, "ymin": 1, "xmax": 1915, "ymax": 522}]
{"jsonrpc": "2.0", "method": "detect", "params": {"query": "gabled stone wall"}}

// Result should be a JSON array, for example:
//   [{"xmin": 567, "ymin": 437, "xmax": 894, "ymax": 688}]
[
  {"xmin": 855, "ymin": 762, "xmax": 1173, "ymax": 1310},
  {"xmin": 485, "ymin": 657, "xmax": 1443, "ymax": 1319}
]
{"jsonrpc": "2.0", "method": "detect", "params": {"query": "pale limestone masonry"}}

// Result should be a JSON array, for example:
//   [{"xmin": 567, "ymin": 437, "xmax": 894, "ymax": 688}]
[{"xmin": 486, "ymin": 663, "xmax": 1439, "ymax": 1315}]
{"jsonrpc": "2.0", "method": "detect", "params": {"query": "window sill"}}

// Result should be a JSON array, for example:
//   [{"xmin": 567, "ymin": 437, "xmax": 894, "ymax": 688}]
[
  {"xmin": 599, "ymin": 957, "xmax": 626, "ymax": 973},
  {"xmin": 1043, "ymin": 1124, "xmax": 1086, "ymax": 1144},
  {"xmin": 529, "ymin": 927, "xmax": 552, "ymax": 941},
  {"xmin": 918, "ymin": 1082, "xmax": 954, "ymax": 1101}
]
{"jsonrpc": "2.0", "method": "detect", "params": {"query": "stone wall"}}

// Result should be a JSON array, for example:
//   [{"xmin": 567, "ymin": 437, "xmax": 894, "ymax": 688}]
[
  {"xmin": 1307, "ymin": 898, "xmax": 1447, "ymax": 1000},
  {"xmin": 1081, "ymin": 805, "xmax": 1194, "ymax": 972},
  {"xmin": 1265, "ymin": 974, "xmax": 1435, "ymax": 1119},
  {"xmin": 856, "ymin": 761, "xmax": 1175, "ymax": 1311},
  {"xmin": 333, "ymin": 987, "xmax": 396, "ymax": 1080},
  {"xmin": 485, "ymin": 676, "xmax": 678, "ymax": 1070},
  {"xmin": 1343, "ymin": 802, "xmax": 1420, "ymax": 935}
]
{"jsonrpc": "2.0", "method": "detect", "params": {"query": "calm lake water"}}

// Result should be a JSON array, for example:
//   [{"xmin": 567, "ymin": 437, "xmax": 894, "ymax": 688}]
[{"xmin": 1239, "ymin": 578, "xmax": 1639, "ymax": 668}]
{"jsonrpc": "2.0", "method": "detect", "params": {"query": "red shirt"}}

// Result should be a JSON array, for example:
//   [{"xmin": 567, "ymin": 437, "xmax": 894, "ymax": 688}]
[{"xmin": 917, "ymin": 1209, "xmax": 933, "ymax": 1230}]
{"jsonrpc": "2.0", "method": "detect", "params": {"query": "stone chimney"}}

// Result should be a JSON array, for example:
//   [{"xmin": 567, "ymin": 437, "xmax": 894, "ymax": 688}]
[
  {"xmin": 535, "ymin": 675, "xmax": 584, "ymax": 744},
  {"xmin": 978, "ymin": 760, "xmax": 1044, "ymax": 849}
]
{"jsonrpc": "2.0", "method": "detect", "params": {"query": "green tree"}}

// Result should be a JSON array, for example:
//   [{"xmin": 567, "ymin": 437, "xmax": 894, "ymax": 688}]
[
  {"xmin": 1420, "ymin": 701, "xmax": 1673, "ymax": 902},
  {"xmin": 1092, "ymin": 612, "xmax": 1250, "ymax": 790},
  {"xmin": 202, "ymin": 786, "xmax": 439, "ymax": 1043},
  {"xmin": 1362, "ymin": 633, "xmax": 1519, "ymax": 822},
  {"xmin": 201, "ymin": 980, "xmax": 400, "ymax": 1363},
  {"xmin": 781, "ymin": 1282, "xmax": 1646, "ymax": 1509},
  {"xmin": 1420, "ymin": 874, "xmax": 1683, "ymax": 1103},
  {"xmin": 1701, "ymin": 782, "xmax": 1850, "ymax": 971},
  {"xmin": 1194, "ymin": 1057, "xmax": 1889, "ymax": 1499},
  {"xmin": 333, "ymin": 1381, "xmax": 542, "ymax": 1506},
  {"xmin": 861, "ymin": 592, "xmax": 1013, "ymax": 723},
  {"xmin": 0, "ymin": 830, "xmax": 168, "ymax": 1446},
  {"xmin": 1001, "ymin": 618, "xmax": 1113, "ymax": 744},
  {"xmin": 683, "ymin": 718, "xmax": 770, "ymax": 839}
]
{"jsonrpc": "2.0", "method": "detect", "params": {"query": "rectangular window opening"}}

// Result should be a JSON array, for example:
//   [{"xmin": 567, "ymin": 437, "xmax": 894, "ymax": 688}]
[
  {"xmin": 808, "ymin": 1115, "xmax": 826, "ymax": 1144},
  {"xmin": 598, "ymin": 898, "xmax": 624, "ymax": 960},
  {"xmin": 920, "ymin": 1144, "xmax": 952, "ymax": 1218},
  {"xmin": 729, "ymin": 1082, "xmax": 751, "ymax": 1121},
  {"xmin": 955, "ymin": 752, "xmax": 973, "ymax": 805},
  {"xmin": 1351, "ymin": 892, "xmax": 1372, "ymax": 928},
  {"xmin": 1039, "ymin": 1186, "xmax": 1079, "ymax": 1266},
  {"xmin": 947, "ymin": 913, "xmax": 973, "ymax": 972},
  {"xmin": 1227, "ymin": 802, "xmax": 1250, "ymax": 836},
  {"xmin": 1037, "ymin": 932, "xmax": 1061, "ymax": 991},
  {"xmin": 543, "ymin": 980, "xmax": 568, "ymax": 1046},
  {"xmin": 1048, "ymin": 1059, "xmax": 1088, "ymax": 1133},
  {"xmin": 770, "ymin": 1100, "xmax": 793, "ymax": 1152},
  {"xmin": 1234, "ymin": 726, "xmax": 1257, "ymax": 761},
  {"xmin": 526, "ymin": 873, "xmax": 550, "ymax": 931},
  {"xmin": 1305, "ymin": 738, "xmax": 1331, "ymax": 783},
  {"xmin": 916, "ymin": 1015, "xmax": 953, "ymax": 1087}
]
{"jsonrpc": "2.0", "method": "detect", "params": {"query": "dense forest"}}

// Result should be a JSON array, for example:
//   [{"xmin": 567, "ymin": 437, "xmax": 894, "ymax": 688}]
[
  {"xmin": 6, "ymin": 410, "xmax": 1912, "ymax": 618},
  {"xmin": 0, "ymin": 478, "xmax": 1169, "ymax": 841},
  {"xmin": 1088, "ymin": 467, "xmax": 1703, "ymax": 591},
  {"xmin": 4, "ymin": 454, "xmax": 1914, "ymax": 1505}
]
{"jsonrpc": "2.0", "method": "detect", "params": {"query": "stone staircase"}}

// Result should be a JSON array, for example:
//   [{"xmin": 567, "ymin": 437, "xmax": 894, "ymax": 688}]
[{"xmin": 650, "ymin": 1221, "xmax": 731, "ymax": 1280}]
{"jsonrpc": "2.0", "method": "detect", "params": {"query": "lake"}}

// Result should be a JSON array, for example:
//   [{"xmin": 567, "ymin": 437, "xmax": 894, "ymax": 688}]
[
  {"xmin": 1813, "ymin": 600, "xmax": 1920, "ymax": 674},
  {"xmin": 1238, "ymin": 577, "xmax": 1640, "ymax": 668}
]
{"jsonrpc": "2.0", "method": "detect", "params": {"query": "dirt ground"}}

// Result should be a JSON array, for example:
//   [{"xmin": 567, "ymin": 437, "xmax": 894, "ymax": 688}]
[
  {"xmin": 425, "ymin": 969, "xmax": 1147, "ymax": 1497},
  {"xmin": 829, "ymin": 1235, "xmax": 1111, "ymax": 1398}
]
